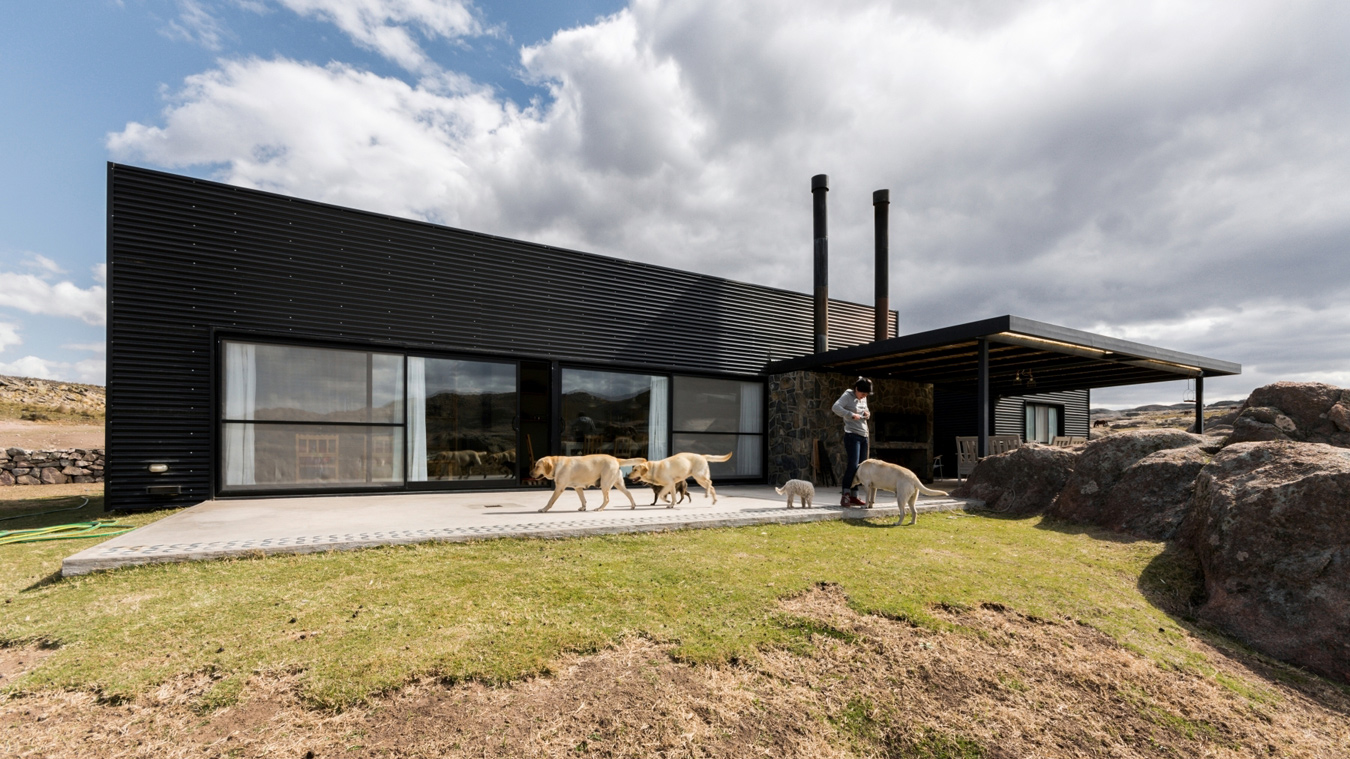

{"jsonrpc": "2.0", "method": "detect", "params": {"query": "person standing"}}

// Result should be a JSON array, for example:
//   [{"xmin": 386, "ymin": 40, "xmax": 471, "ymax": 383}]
[{"xmin": 833, "ymin": 377, "xmax": 872, "ymax": 507}]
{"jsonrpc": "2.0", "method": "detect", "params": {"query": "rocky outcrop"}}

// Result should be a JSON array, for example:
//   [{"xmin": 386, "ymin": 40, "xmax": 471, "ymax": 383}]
[
  {"xmin": 1097, "ymin": 446, "xmax": 1209, "ymax": 540},
  {"xmin": 1185, "ymin": 441, "xmax": 1350, "ymax": 684},
  {"xmin": 0, "ymin": 448, "xmax": 105, "ymax": 485},
  {"xmin": 1048, "ymin": 430, "xmax": 1203, "ymax": 527},
  {"xmin": 1228, "ymin": 382, "xmax": 1350, "ymax": 448},
  {"xmin": 951, "ymin": 444, "xmax": 1076, "ymax": 515},
  {"xmin": 0, "ymin": 375, "xmax": 105, "ymax": 417}
]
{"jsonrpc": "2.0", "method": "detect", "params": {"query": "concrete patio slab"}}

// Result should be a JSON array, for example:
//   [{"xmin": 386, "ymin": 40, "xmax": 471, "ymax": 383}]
[{"xmin": 63, "ymin": 485, "xmax": 982, "ymax": 576}]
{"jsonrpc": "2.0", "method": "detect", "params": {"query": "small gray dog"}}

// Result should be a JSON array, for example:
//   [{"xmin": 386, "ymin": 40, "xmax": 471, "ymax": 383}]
[{"xmin": 775, "ymin": 479, "xmax": 816, "ymax": 508}]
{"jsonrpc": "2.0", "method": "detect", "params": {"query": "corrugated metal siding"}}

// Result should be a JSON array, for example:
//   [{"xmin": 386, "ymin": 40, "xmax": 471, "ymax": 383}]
[
  {"xmin": 1002, "ymin": 390, "xmax": 1090, "ymax": 439},
  {"xmin": 108, "ymin": 164, "xmax": 891, "ymax": 510}
]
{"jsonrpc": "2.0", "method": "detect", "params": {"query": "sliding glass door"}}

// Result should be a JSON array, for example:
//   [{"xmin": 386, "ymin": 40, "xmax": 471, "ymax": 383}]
[{"xmin": 408, "ymin": 357, "xmax": 518, "ymax": 484}]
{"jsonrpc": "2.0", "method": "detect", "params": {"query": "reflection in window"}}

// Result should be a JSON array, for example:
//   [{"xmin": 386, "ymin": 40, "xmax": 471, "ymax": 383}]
[
  {"xmin": 408, "ymin": 358, "xmax": 517, "ymax": 481},
  {"xmin": 561, "ymin": 369, "xmax": 666, "ymax": 461},
  {"xmin": 221, "ymin": 341, "xmax": 404, "ymax": 490},
  {"xmin": 222, "ymin": 424, "xmax": 404, "ymax": 489},
  {"xmin": 672, "ymin": 376, "xmax": 763, "ymax": 477}
]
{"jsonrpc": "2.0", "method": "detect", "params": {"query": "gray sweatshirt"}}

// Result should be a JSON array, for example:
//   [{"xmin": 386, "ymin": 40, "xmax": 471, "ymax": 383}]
[{"xmin": 832, "ymin": 390, "xmax": 870, "ymax": 437}]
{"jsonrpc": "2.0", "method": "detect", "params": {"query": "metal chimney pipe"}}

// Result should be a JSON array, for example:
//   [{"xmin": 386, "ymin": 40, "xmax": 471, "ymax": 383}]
[
  {"xmin": 812, "ymin": 174, "xmax": 829, "ymax": 353},
  {"xmin": 873, "ymin": 189, "xmax": 890, "ymax": 342}
]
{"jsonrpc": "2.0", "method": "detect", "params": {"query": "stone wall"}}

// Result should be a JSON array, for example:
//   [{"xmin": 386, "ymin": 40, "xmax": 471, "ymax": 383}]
[
  {"xmin": 767, "ymin": 371, "xmax": 933, "ymax": 488},
  {"xmin": 0, "ymin": 448, "xmax": 105, "ymax": 486}
]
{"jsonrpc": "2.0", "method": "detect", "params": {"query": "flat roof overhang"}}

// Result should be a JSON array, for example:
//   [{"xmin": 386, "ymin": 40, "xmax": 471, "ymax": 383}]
[{"xmin": 763, "ymin": 315, "xmax": 1241, "ymax": 395}]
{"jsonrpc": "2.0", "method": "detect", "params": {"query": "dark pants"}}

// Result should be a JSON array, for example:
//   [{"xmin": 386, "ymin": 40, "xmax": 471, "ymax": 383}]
[{"xmin": 841, "ymin": 432, "xmax": 868, "ymax": 494}]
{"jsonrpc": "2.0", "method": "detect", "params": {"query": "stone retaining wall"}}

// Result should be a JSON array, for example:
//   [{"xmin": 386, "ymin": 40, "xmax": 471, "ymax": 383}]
[
  {"xmin": 768, "ymin": 371, "xmax": 932, "ymax": 487},
  {"xmin": 0, "ymin": 448, "xmax": 105, "ymax": 486}
]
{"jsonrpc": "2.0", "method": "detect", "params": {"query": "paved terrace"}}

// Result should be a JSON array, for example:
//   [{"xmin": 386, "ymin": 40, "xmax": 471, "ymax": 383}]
[{"xmin": 63, "ymin": 485, "xmax": 982, "ymax": 576}]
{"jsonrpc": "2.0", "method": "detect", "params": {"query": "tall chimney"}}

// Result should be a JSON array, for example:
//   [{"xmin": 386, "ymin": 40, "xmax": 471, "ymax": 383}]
[
  {"xmin": 812, "ymin": 174, "xmax": 829, "ymax": 353},
  {"xmin": 873, "ymin": 189, "xmax": 890, "ymax": 341}
]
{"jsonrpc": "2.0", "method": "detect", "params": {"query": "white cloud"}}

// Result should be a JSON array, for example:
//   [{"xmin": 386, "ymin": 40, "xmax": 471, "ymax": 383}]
[
  {"xmin": 0, "ymin": 357, "xmax": 105, "ymax": 386},
  {"xmin": 0, "ymin": 273, "xmax": 106, "ymax": 326},
  {"xmin": 162, "ymin": 0, "xmax": 228, "ymax": 50},
  {"xmin": 62, "ymin": 343, "xmax": 107, "ymax": 354},
  {"xmin": 107, "ymin": 0, "xmax": 1350, "ymax": 404},
  {"xmin": 0, "ymin": 322, "xmax": 21, "ymax": 354},
  {"xmin": 93, "ymin": 263, "xmax": 107, "ymax": 284},
  {"xmin": 274, "ymin": 0, "xmax": 484, "ymax": 73},
  {"xmin": 24, "ymin": 253, "xmax": 65, "ymax": 277}
]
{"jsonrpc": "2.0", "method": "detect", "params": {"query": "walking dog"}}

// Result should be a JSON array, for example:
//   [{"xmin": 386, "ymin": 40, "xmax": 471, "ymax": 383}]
[
  {"xmin": 851, "ymin": 459, "xmax": 945, "ymax": 525},
  {"xmin": 530, "ymin": 454, "xmax": 646, "ymax": 512},
  {"xmin": 628, "ymin": 452, "xmax": 732, "ymax": 506}
]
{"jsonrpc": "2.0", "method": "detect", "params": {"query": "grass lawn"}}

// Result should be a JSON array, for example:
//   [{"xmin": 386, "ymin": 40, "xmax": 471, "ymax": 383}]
[{"xmin": 0, "ymin": 489, "xmax": 1216, "ymax": 711}]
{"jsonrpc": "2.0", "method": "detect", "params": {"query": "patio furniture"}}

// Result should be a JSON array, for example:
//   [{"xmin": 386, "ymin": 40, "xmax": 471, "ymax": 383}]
[
  {"xmin": 1051, "ymin": 436, "xmax": 1087, "ymax": 447},
  {"xmin": 931, "ymin": 454, "xmax": 944, "ymax": 480},
  {"xmin": 990, "ymin": 435, "xmax": 1022, "ymax": 455},
  {"xmin": 583, "ymin": 435, "xmax": 604, "ymax": 455},
  {"xmin": 955, "ymin": 437, "xmax": 978, "ymax": 481}
]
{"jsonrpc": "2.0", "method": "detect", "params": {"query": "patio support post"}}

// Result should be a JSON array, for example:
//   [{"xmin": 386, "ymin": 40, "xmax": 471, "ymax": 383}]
[
  {"xmin": 977, "ymin": 337, "xmax": 989, "ymax": 458},
  {"xmin": 873, "ymin": 189, "xmax": 890, "ymax": 342},
  {"xmin": 1195, "ymin": 374, "xmax": 1205, "ymax": 434}
]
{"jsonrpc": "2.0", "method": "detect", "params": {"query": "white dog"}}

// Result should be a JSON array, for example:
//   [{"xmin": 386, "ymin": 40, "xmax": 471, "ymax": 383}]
[
  {"xmin": 529, "ymin": 455, "xmax": 646, "ymax": 512},
  {"xmin": 627, "ymin": 452, "xmax": 732, "ymax": 506},
  {"xmin": 851, "ymin": 459, "xmax": 945, "ymax": 525},
  {"xmin": 775, "ymin": 479, "xmax": 815, "ymax": 509}
]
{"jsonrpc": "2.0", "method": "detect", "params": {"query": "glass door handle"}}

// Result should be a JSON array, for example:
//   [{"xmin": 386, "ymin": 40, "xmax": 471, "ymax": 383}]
[{"xmin": 511, "ymin": 415, "xmax": 520, "ymax": 432}]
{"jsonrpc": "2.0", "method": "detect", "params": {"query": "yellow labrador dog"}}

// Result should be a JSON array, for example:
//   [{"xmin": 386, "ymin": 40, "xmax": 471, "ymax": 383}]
[
  {"xmin": 530, "ymin": 455, "xmax": 646, "ymax": 512},
  {"xmin": 851, "ymin": 458, "xmax": 946, "ymax": 526},
  {"xmin": 628, "ymin": 452, "xmax": 732, "ymax": 506}
]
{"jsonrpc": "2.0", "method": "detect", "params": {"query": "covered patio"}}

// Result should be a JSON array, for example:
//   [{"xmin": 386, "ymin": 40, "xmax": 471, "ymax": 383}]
[{"xmin": 766, "ymin": 315, "xmax": 1241, "ymax": 457}]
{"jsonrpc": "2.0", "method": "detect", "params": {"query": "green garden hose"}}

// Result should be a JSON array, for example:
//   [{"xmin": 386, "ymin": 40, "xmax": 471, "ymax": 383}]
[{"xmin": 0, "ymin": 519, "xmax": 136, "ymax": 545}]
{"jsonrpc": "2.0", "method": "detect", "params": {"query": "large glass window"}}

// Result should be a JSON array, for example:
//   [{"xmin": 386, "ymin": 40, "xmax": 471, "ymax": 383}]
[
  {"xmin": 561, "ymin": 369, "xmax": 666, "ymax": 460},
  {"xmin": 671, "ymin": 376, "xmax": 764, "ymax": 478},
  {"xmin": 408, "ymin": 358, "xmax": 517, "ymax": 482},
  {"xmin": 221, "ymin": 341, "xmax": 405, "ymax": 491}
]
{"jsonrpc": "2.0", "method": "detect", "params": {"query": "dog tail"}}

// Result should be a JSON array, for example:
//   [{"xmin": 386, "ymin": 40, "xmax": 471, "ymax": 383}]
[
  {"xmin": 617, "ymin": 458, "xmax": 647, "ymax": 467},
  {"xmin": 917, "ymin": 484, "xmax": 946, "ymax": 497},
  {"xmin": 702, "ymin": 452, "xmax": 734, "ymax": 462},
  {"xmin": 774, "ymin": 485, "xmax": 785, "ymax": 494}
]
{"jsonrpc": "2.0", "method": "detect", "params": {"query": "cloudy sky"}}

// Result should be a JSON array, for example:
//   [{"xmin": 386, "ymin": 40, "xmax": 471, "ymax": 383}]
[{"xmin": 2, "ymin": 0, "xmax": 1347, "ymax": 406}]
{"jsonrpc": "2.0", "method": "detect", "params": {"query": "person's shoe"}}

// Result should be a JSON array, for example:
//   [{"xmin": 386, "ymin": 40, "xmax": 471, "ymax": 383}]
[
  {"xmin": 840, "ymin": 494, "xmax": 855, "ymax": 507},
  {"xmin": 846, "ymin": 495, "xmax": 867, "ymax": 507}
]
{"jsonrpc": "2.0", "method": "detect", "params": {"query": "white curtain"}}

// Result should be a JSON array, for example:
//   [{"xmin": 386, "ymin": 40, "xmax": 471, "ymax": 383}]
[
  {"xmin": 407, "ymin": 357, "xmax": 428, "ymax": 481},
  {"xmin": 648, "ymin": 376, "xmax": 669, "ymax": 460},
  {"xmin": 223, "ymin": 342, "xmax": 257, "ymax": 486},
  {"xmin": 736, "ymin": 382, "xmax": 764, "ymax": 476}
]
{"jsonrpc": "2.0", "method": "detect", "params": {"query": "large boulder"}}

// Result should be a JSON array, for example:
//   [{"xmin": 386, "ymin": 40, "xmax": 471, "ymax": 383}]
[
  {"xmin": 951, "ymin": 444, "xmax": 1077, "ymax": 515},
  {"xmin": 1228, "ymin": 382, "xmax": 1350, "ymax": 448},
  {"xmin": 1185, "ymin": 441, "xmax": 1350, "ymax": 684},
  {"xmin": 1097, "ymin": 446, "xmax": 1209, "ymax": 540},
  {"xmin": 1048, "ymin": 429, "xmax": 1204, "ymax": 527}
]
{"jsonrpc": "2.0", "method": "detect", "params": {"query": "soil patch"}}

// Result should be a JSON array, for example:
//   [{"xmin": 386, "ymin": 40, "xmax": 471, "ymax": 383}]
[
  {"xmin": 2, "ymin": 587, "xmax": 1347, "ymax": 757},
  {"xmin": 0, "ymin": 420, "xmax": 103, "ymax": 452}
]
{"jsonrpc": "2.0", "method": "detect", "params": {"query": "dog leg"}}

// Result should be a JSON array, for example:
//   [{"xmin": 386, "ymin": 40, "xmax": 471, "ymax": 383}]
[
  {"xmin": 786, "ymin": 493, "xmax": 794, "ymax": 509},
  {"xmin": 540, "ymin": 485, "xmax": 565, "ymax": 513},
  {"xmin": 595, "ymin": 485, "xmax": 610, "ymax": 512},
  {"xmin": 907, "ymin": 490, "xmax": 919, "ymax": 525},
  {"xmin": 575, "ymin": 487, "xmax": 588, "ymax": 512},
  {"xmin": 614, "ymin": 478, "xmax": 637, "ymax": 509},
  {"xmin": 694, "ymin": 476, "xmax": 716, "ymax": 505},
  {"xmin": 658, "ymin": 484, "xmax": 675, "ymax": 508}
]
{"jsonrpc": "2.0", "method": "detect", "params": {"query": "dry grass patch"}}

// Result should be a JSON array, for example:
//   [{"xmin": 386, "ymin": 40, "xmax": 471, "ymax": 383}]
[{"xmin": 4, "ymin": 586, "xmax": 1348, "ymax": 758}]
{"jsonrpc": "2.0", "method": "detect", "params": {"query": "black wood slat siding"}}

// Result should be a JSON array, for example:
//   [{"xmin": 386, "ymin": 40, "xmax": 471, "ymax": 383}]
[{"xmin": 108, "ymin": 164, "xmax": 894, "ymax": 510}]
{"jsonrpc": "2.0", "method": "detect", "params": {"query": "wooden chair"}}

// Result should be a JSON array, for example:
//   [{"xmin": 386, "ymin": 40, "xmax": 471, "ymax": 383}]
[
  {"xmin": 296, "ymin": 433, "xmax": 339, "ymax": 482},
  {"xmin": 583, "ymin": 434, "xmax": 604, "ymax": 455},
  {"xmin": 1051, "ymin": 436, "xmax": 1074, "ymax": 448},
  {"xmin": 612, "ymin": 436, "xmax": 638, "ymax": 459},
  {"xmin": 990, "ymin": 435, "xmax": 1022, "ymax": 455},
  {"xmin": 955, "ymin": 437, "xmax": 978, "ymax": 481}
]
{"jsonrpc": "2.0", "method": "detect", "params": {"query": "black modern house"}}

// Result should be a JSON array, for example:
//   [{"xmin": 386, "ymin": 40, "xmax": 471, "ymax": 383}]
[{"xmin": 106, "ymin": 163, "xmax": 1240, "ymax": 511}]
